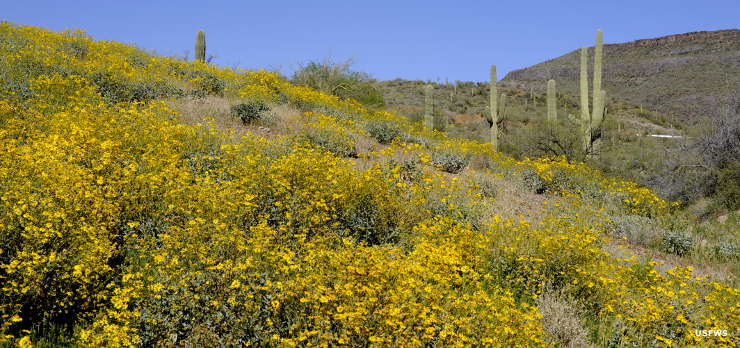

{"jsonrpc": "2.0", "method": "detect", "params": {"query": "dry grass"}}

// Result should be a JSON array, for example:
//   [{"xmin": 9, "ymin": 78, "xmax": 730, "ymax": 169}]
[
  {"xmin": 168, "ymin": 95, "xmax": 235, "ymax": 127},
  {"xmin": 167, "ymin": 96, "xmax": 307, "ymax": 141},
  {"xmin": 487, "ymin": 175, "xmax": 550, "ymax": 222},
  {"xmin": 536, "ymin": 291, "xmax": 594, "ymax": 348},
  {"xmin": 263, "ymin": 102, "xmax": 302, "ymax": 135},
  {"xmin": 605, "ymin": 240, "xmax": 738, "ymax": 287}
]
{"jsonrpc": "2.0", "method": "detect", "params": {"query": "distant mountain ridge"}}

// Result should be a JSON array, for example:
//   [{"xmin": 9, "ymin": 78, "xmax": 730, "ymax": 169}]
[{"xmin": 503, "ymin": 29, "xmax": 740, "ymax": 126}]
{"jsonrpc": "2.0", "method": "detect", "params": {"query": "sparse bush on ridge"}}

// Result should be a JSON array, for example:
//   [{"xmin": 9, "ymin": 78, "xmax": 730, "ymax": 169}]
[{"xmin": 292, "ymin": 59, "xmax": 385, "ymax": 109}]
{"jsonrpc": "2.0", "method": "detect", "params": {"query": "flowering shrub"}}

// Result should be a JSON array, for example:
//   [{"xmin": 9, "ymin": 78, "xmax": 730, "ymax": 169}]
[{"xmin": 298, "ymin": 113, "xmax": 362, "ymax": 158}]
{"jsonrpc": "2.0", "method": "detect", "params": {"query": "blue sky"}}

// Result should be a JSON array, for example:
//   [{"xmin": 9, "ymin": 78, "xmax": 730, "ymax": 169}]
[{"xmin": 3, "ymin": 1, "xmax": 739, "ymax": 81}]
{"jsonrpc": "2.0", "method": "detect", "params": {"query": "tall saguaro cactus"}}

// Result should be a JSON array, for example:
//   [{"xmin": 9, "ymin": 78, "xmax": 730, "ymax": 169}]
[
  {"xmin": 547, "ymin": 79, "xmax": 557, "ymax": 124},
  {"xmin": 424, "ymin": 84, "xmax": 434, "ymax": 130},
  {"xmin": 195, "ymin": 30, "xmax": 206, "ymax": 62},
  {"xmin": 580, "ymin": 47, "xmax": 591, "ymax": 150},
  {"xmin": 489, "ymin": 65, "xmax": 499, "ymax": 150},
  {"xmin": 580, "ymin": 29, "xmax": 607, "ymax": 156},
  {"xmin": 592, "ymin": 29, "xmax": 604, "ymax": 123}
]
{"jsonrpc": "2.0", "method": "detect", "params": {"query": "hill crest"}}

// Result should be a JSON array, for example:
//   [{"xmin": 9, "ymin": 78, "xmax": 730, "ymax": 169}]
[{"xmin": 503, "ymin": 29, "xmax": 740, "ymax": 125}]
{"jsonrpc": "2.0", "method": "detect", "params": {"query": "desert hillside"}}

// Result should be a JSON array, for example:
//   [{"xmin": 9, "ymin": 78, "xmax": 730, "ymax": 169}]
[
  {"xmin": 0, "ymin": 23, "xmax": 738, "ymax": 347},
  {"xmin": 503, "ymin": 29, "xmax": 740, "ymax": 126},
  {"xmin": 377, "ymin": 30, "xmax": 740, "ymax": 214}
]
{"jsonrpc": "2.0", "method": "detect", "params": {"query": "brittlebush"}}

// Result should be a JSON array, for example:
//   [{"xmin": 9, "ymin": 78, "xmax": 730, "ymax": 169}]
[{"xmin": 1, "ymin": 22, "xmax": 737, "ymax": 347}]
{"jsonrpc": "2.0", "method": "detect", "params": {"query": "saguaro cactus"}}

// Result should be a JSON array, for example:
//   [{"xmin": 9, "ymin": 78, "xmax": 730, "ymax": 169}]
[
  {"xmin": 530, "ymin": 87, "xmax": 536, "ymax": 109},
  {"xmin": 580, "ymin": 29, "xmax": 607, "ymax": 156},
  {"xmin": 488, "ymin": 65, "xmax": 499, "ymax": 150},
  {"xmin": 592, "ymin": 29, "xmax": 604, "ymax": 123},
  {"xmin": 547, "ymin": 79, "xmax": 557, "ymax": 124},
  {"xmin": 424, "ymin": 84, "xmax": 434, "ymax": 129},
  {"xmin": 434, "ymin": 111, "xmax": 447, "ymax": 132},
  {"xmin": 195, "ymin": 30, "xmax": 206, "ymax": 62},
  {"xmin": 580, "ymin": 47, "xmax": 590, "ymax": 149}
]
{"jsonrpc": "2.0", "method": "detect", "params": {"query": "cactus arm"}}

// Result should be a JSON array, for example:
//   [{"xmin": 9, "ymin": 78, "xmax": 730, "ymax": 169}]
[
  {"xmin": 499, "ymin": 93, "xmax": 507, "ymax": 121},
  {"xmin": 593, "ymin": 89, "xmax": 607, "ymax": 131}
]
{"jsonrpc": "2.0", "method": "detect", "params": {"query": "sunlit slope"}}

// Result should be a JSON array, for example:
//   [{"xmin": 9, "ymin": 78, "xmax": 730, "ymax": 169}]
[{"xmin": 0, "ymin": 23, "xmax": 738, "ymax": 347}]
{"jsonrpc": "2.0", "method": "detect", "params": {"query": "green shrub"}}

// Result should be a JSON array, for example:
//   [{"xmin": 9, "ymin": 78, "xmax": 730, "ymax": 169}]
[
  {"xmin": 292, "ymin": 59, "xmax": 385, "ymax": 108},
  {"xmin": 431, "ymin": 151, "xmax": 468, "ymax": 174},
  {"xmin": 545, "ymin": 169, "xmax": 576, "ymax": 193},
  {"xmin": 521, "ymin": 170, "xmax": 546, "ymax": 194},
  {"xmin": 501, "ymin": 120, "xmax": 585, "ymax": 163},
  {"xmin": 231, "ymin": 101, "xmax": 269, "ymax": 125},
  {"xmin": 366, "ymin": 121, "xmax": 403, "ymax": 144},
  {"xmin": 661, "ymin": 231, "xmax": 693, "ymax": 256},
  {"xmin": 713, "ymin": 241, "xmax": 739, "ymax": 260},
  {"xmin": 399, "ymin": 133, "xmax": 426, "ymax": 145},
  {"xmin": 399, "ymin": 159, "xmax": 422, "ymax": 183},
  {"xmin": 713, "ymin": 161, "xmax": 740, "ymax": 211}
]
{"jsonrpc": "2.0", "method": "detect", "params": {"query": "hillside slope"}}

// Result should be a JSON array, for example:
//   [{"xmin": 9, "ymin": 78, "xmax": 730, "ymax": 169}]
[
  {"xmin": 503, "ymin": 29, "xmax": 740, "ymax": 126},
  {"xmin": 0, "ymin": 23, "xmax": 738, "ymax": 347}
]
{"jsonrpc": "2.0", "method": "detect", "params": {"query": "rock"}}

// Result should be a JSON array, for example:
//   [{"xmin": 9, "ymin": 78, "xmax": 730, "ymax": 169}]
[{"xmin": 718, "ymin": 214, "xmax": 728, "ymax": 224}]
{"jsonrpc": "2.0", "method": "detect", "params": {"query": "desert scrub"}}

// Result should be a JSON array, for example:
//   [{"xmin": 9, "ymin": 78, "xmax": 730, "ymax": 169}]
[
  {"xmin": 661, "ymin": 230, "xmax": 693, "ymax": 256},
  {"xmin": 187, "ymin": 68, "xmax": 226, "ymax": 96},
  {"xmin": 472, "ymin": 172, "xmax": 497, "ymax": 198},
  {"xmin": 714, "ymin": 241, "xmax": 740, "ymax": 260},
  {"xmin": 1, "ymin": 23, "xmax": 738, "ymax": 347},
  {"xmin": 291, "ymin": 59, "xmax": 385, "ymax": 108},
  {"xmin": 521, "ymin": 169, "xmax": 547, "ymax": 194},
  {"xmin": 536, "ymin": 291, "xmax": 591, "ymax": 347},
  {"xmin": 431, "ymin": 150, "xmax": 469, "ymax": 174},
  {"xmin": 231, "ymin": 100, "xmax": 269, "ymax": 124},
  {"xmin": 606, "ymin": 214, "xmax": 666, "ymax": 248},
  {"xmin": 299, "ymin": 113, "xmax": 359, "ymax": 158},
  {"xmin": 365, "ymin": 120, "xmax": 404, "ymax": 144}
]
